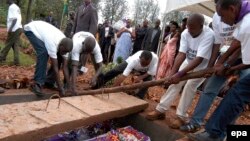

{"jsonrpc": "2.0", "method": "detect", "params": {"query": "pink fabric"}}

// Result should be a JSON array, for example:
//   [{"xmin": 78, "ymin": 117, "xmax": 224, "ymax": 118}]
[{"xmin": 156, "ymin": 36, "xmax": 178, "ymax": 80}]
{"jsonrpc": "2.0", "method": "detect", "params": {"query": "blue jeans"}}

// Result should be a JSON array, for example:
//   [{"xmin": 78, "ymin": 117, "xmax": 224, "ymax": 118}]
[
  {"xmin": 205, "ymin": 73, "xmax": 250, "ymax": 138},
  {"xmin": 190, "ymin": 68, "xmax": 250, "ymax": 125},
  {"xmin": 24, "ymin": 31, "xmax": 48, "ymax": 86}
]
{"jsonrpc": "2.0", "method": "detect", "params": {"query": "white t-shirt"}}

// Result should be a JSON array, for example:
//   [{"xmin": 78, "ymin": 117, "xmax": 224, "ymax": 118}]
[
  {"xmin": 72, "ymin": 31, "xmax": 103, "ymax": 63},
  {"xmin": 233, "ymin": 13, "xmax": 250, "ymax": 65},
  {"xmin": 123, "ymin": 51, "xmax": 159, "ymax": 76},
  {"xmin": 24, "ymin": 21, "xmax": 66, "ymax": 59},
  {"xmin": 7, "ymin": 3, "xmax": 22, "ymax": 32},
  {"xmin": 212, "ymin": 13, "xmax": 236, "ymax": 53},
  {"xmin": 105, "ymin": 27, "xmax": 109, "ymax": 37},
  {"xmin": 179, "ymin": 26, "xmax": 214, "ymax": 71}
]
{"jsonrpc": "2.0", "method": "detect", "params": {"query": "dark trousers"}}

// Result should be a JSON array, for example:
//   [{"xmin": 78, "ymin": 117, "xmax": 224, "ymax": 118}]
[
  {"xmin": 24, "ymin": 31, "xmax": 49, "ymax": 86},
  {"xmin": 109, "ymin": 44, "xmax": 115, "ymax": 62},
  {"xmin": 132, "ymin": 39, "xmax": 143, "ymax": 55},
  {"xmin": 100, "ymin": 61, "xmax": 152, "ymax": 99},
  {"xmin": 205, "ymin": 73, "xmax": 250, "ymax": 138},
  {"xmin": 101, "ymin": 39, "xmax": 110, "ymax": 63},
  {"xmin": 0, "ymin": 28, "xmax": 22, "ymax": 64}
]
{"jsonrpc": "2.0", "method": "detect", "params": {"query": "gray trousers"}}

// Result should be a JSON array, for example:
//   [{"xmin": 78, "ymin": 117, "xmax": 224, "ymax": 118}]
[{"xmin": 0, "ymin": 28, "xmax": 22, "ymax": 65}]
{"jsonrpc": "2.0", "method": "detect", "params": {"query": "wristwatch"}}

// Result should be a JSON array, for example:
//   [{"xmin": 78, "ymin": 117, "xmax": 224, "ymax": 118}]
[{"xmin": 223, "ymin": 63, "xmax": 231, "ymax": 69}]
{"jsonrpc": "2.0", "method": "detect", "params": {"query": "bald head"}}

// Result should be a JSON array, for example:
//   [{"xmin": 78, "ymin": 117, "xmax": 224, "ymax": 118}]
[
  {"xmin": 187, "ymin": 13, "xmax": 204, "ymax": 37},
  {"xmin": 82, "ymin": 36, "xmax": 96, "ymax": 53},
  {"xmin": 188, "ymin": 13, "xmax": 204, "ymax": 26}
]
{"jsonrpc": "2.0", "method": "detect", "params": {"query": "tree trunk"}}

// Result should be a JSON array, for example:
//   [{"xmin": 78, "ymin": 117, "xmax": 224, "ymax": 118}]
[
  {"xmin": 78, "ymin": 68, "xmax": 215, "ymax": 95},
  {"xmin": 111, "ymin": 0, "xmax": 114, "ymax": 24},
  {"xmin": 25, "ymin": 0, "xmax": 33, "ymax": 24}
]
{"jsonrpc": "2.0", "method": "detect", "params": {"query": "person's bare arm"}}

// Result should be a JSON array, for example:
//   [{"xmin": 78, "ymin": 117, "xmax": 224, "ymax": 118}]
[
  {"xmin": 214, "ymin": 39, "xmax": 241, "ymax": 75},
  {"xmin": 207, "ymin": 44, "xmax": 220, "ymax": 68},
  {"xmin": 216, "ymin": 39, "xmax": 241, "ymax": 65},
  {"xmin": 169, "ymin": 52, "xmax": 186, "ymax": 75},
  {"xmin": 116, "ymin": 28, "xmax": 126, "ymax": 37},
  {"xmin": 90, "ymin": 62, "xmax": 103, "ymax": 87},
  {"xmin": 50, "ymin": 58, "xmax": 64, "ymax": 96},
  {"xmin": 8, "ymin": 19, "xmax": 17, "ymax": 32},
  {"xmin": 62, "ymin": 57, "xmax": 70, "ymax": 89},
  {"xmin": 170, "ymin": 56, "xmax": 203, "ymax": 84},
  {"xmin": 113, "ymin": 75, "xmax": 126, "ymax": 86},
  {"xmin": 70, "ymin": 60, "xmax": 79, "ymax": 95},
  {"xmin": 134, "ymin": 73, "xmax": 150, "ymax": 83}
]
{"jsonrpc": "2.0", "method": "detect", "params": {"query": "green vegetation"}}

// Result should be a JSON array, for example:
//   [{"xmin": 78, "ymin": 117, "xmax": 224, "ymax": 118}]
[
  {"xmin": 116, "ymin": 56, "xmax": 123, "ymax": 64},
  {"xmin": 102, "ymin": 63, "xmax": 117, "ymax": 86},
  {"xmin": 0, "ymin": 41, "xmax": 35, "ymax": 66}
]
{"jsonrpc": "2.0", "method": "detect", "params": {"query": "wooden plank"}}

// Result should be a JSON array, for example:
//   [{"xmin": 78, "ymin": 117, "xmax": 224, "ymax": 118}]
[
  {"xmin": 0, "ymin": 93, "xmax": 148, "ymax": 141},
  {"xmin": 176, "ymin": 137, "xmax": 192, "ymax": 141},
  {"xmin": 62, "ymin": 95, "xmax": 121, "ymax": 116}
]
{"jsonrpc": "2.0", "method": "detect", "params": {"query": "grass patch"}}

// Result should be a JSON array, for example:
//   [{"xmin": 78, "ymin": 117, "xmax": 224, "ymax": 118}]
[{"xmin": 0, "ymin": 41, "xmax": 35, "ymax": 66}]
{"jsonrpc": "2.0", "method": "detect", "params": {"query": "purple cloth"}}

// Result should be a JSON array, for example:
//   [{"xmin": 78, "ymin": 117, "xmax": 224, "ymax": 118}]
[{"xmin": 236, "ymin": 1, "xmax": 250, "ymax": 23}]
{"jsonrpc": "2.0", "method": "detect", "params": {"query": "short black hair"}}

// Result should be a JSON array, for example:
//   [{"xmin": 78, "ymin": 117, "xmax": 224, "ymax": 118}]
[
  {"xmin": 188, "ymin": 13, "xmax": 205, "ymax": 26},
  {"xmin": 140, "ymin": 50, "xmax": 152, "ymax": 61},
  {"xmin": 83, "ymin": 36, "xmax": 96, "ymax": 52},
  {"xmin": 217, "ymin": 0, "xmax": 241, "ymax": 9},
  {"xmin": 182, "ymin": 18, "xmax": 188, "ymax": 23},
  {"xmin": 171, "ymin": 21, "xmax": 179, "ymax": 28},
  {"xmin": 59, "ymin": 38, "xmax": 73, "ymax": 52}
]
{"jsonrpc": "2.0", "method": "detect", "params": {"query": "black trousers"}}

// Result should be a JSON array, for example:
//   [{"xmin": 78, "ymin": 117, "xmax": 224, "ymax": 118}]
[{"xmin": 98, "ymin": 61, "xmax": 152, "ymax": 99}]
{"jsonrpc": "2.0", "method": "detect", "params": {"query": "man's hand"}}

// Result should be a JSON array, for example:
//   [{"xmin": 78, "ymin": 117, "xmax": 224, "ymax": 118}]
[
  {"xmin": 70, "ymin": 87, "xmax": 78, "ymax": 96},
  {"xmin": 90, "ymin": 77, "xmax": 97, "ymax": 87},
  {"xmin": 113, "ymin": 75, "xmax": 126, "ymax": 87},
  {"xmin": 64, "ymin": 84, "xmax": 77, "ymax": 96},
  {"xmin": 133, "ymin": 76, "xmax": 143, "ymax": 83},
  {"xmin": 163, "ymin": 77, "xmax": 171, "ymax": 87},
  {"xmin": 169, "ymin": 73, "xmax": 181, "ymax": 84},
  {"xmin": 203, "ymin": 70, "xmax": 214, "ymax": 78},
  {"xmin": 59, "ymin": 87, "xmax": 65, "ymax": 96},
  {"xmin": 214, "ymin": 63, "xmax": 226, "ymax": 76},
  {"xmin": 225, "ymin": 67, "xmax": 236, "ymax": 76}
]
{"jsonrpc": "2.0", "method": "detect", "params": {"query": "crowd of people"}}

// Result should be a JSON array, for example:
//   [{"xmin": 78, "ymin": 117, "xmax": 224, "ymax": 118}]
[{"xmin": 0, "ymin": 0, "xmax": 250, "ymax": 140}]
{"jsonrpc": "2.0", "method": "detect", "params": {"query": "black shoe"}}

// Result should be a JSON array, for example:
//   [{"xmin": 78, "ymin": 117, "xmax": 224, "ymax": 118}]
[
  {"xmin": 44, "ymin": 82, "xmax": 57, "ymax": 90},
  {"xmin": 180, "ymin": 122, "xmax": 201, "ymax": 132},
  {"xmin": 30, "ymin": 83, "xmax": 44, "ymax": 97}
]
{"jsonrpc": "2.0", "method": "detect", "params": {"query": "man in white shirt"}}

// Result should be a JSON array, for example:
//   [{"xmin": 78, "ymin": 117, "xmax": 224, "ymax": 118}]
[
  {"xmin": 146, "ymin": 14, "xmax": 214, "ymax": 124},
  {"xmin": 99, "ymin": 20, "xmax": 114, "ymax": 63},
  {"xmin": 24, "ymin": 21, "xmax": 73, "ymax": 96},
  {"xmin": 189, "ymin": 0, "xmax": 250, "ymax": 140},
  {"xmin": 0, "ymin": 0, "xmax": 22, "ymax": 65},
  {"xmin": 70, "ymin": 31, "xmax": 103, "ymax": 95},
  {"xmin": 95, "ymin": 50, "xmax": 158, "ymax": 99},
  {"xmin": 180, "ymin": 0, "xmax": 250, "ymax": 133}
]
